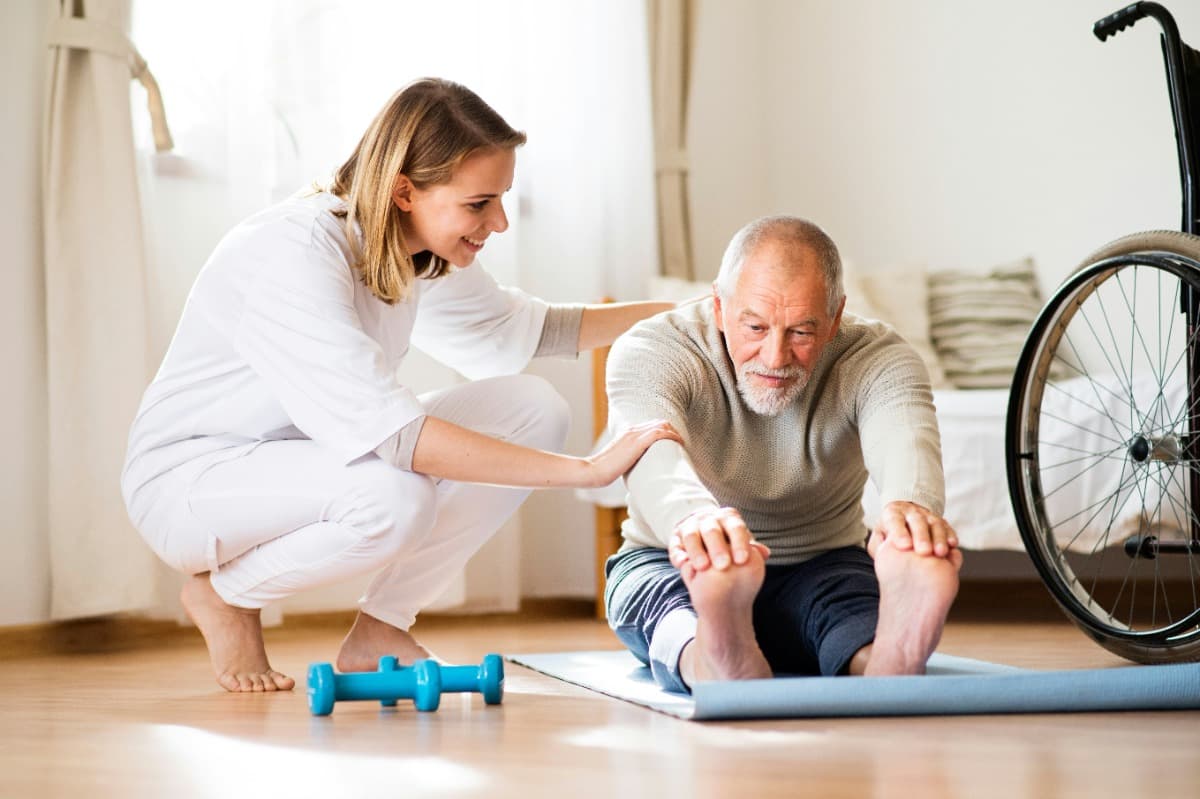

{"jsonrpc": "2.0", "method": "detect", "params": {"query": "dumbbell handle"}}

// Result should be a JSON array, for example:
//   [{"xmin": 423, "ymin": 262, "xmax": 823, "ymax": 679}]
[
  {"xmin": 440, "ymin": 665, "xmax": 486, "ymax": 692},
  {"xmin": 333, "ymin": 670, "xmax": 415, "ymax": 701}
]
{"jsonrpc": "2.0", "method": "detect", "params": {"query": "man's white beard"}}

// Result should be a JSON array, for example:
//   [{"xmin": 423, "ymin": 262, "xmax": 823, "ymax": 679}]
[{"xmin": 736, "ymin": 359, "xmax": 809, "ymax": 416}]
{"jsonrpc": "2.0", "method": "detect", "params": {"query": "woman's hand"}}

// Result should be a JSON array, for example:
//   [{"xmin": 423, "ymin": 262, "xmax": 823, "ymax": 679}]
[{"xmin": 579, "ymin": 420, "xmax": 682, "ymax": 487}]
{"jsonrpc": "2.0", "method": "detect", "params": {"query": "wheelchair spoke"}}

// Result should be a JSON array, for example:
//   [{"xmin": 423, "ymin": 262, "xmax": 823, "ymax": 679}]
[{"xmin": 1008, "ymin": 242, "xmax": 1200, "ymax": 659}]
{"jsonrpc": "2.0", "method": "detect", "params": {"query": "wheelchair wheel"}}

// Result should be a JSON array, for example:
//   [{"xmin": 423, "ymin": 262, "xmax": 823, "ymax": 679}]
[{"xmin": 1007, "ymin": 230, "xmax": 1200, "ymax": 663}]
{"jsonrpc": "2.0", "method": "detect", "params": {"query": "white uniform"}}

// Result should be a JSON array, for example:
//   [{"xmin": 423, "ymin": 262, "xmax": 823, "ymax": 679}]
[{"xmin": 121, "ymin": 191, "xmax": 571, "ymax": 629}]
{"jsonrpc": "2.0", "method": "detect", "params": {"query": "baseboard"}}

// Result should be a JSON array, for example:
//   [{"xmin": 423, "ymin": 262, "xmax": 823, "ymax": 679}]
[
  {"xmin": 0, "ymin": 615, "xmax": 195, "ymax": 660},
  {"xmin": 0, "ymin": 585, "xmax": 1068, "ymax": 661},
  {"xmin": 950, "ymin": 579, "xmax": 1063, "ymax": 621},
  {"xmin": 0, "ymin": 598, "xmax": 599, "ymax": 660}
]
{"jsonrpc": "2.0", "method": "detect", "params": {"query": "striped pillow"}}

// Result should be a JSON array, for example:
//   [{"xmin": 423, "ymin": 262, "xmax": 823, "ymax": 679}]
[
  {"xmin": 849, "ymin": 261, "xmax": 953, "ymax": 389},
  {"xmin": 928, "ymin": 258, "xmax": 1043, "ymax": 389}
]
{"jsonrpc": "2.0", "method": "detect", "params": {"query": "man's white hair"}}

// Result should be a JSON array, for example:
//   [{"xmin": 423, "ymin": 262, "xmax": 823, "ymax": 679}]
[{"xmin": 714, "ymin": 216, "xmax": 844, "ymax": 317}]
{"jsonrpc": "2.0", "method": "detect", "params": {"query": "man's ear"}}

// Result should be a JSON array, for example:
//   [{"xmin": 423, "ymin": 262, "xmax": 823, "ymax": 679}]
[
  {"xmin": 712, "ymin": 283, "xmax": 724, "ymax": 332},
  {"xmin": 391, "ymin": 175, "xmax": 415, "ymax": 211},
  {"xmin": 828, "ymin": 295, "xmax": 847, "ymax": 339}
]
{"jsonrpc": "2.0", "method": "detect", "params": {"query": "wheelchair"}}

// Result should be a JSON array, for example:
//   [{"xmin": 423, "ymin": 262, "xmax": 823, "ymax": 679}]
[{"xmin": 1006, "ymin": 2, "xmax": 1200, "ymax": 663}]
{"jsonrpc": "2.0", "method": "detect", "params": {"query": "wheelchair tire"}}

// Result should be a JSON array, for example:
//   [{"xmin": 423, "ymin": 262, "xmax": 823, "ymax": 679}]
[{"xmin": 1007, "ymin": 230, "xmax": 1200, "ymax": 663}]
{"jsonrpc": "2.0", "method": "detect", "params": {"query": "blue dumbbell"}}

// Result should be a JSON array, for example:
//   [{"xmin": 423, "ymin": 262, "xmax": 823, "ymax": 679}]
[
  {"xmin": 378, "ymin": 653, "xmax": 504, "ymax": 706},
  {"xmin": 307, "ymin": 657, "xmax": 442, "ymax": 716},
  {"xmin": 440, "ymin": 654, "xmax": 504, "ymax": 705}
]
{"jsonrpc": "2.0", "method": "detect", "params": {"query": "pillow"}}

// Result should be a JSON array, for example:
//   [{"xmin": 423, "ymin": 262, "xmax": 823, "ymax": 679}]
[
  {"xmin": 927, "ymin": 257, "xmax": 1043, "ymax": 389},
  {"xmin": 849, "ymin": 261, "xmax": 953, "ymax": 389},
  {"xmin": 839, "ymin": 260, "xmax": 885, "ymax": 321}
]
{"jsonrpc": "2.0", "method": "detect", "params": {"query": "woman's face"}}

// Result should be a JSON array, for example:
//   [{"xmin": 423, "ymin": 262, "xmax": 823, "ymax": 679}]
[{"xmin": 394, "ymin": 147, "xmax": 516, "ymax": 267}]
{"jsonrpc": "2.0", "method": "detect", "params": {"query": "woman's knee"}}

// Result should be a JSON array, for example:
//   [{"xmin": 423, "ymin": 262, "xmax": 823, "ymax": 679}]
[
  {"xmin": 326, "ymin": 465, "xmax": 439, "ymax": 558},
  {"xmin": 503, "ymin": 374, "xmax": 570, "ymax": 451}
]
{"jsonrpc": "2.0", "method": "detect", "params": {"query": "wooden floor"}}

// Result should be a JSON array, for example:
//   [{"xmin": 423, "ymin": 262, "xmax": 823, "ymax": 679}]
[{"xmin": 1, "ymin": 587, "xmax": 1198, "ymax": 799}]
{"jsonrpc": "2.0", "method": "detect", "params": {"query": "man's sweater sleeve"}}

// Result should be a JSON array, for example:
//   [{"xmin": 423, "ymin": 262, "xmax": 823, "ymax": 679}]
[
  {"xmin": 855, "ymin": 335, "xmax": 945, "ymax": 516},
  {"xmin": 606, "ymin": 321, "xmax": 720, "ymax": 546}
]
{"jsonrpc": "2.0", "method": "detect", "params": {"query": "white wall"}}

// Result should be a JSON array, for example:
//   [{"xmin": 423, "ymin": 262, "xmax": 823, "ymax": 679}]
[
  {"xmin": 0, "ymin": 1, "xmax": 50, "ymax": 625},
  {"xmin": 696, "ymin": 0, "xmax": 1199, "ymax": 291},
  {"xmin": 8, "ymin": 1, "xmax": 1200, "ymax": 622},
  {"xmin": 686, "ymin": 0, "xmax": 772, "ymax": 281}
]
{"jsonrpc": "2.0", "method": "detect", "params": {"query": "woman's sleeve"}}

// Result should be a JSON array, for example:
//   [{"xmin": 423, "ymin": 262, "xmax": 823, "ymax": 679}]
[
  {"xmin": 410, "ymin": 263, "xmax": 550, "ymax": 379},
  {"xmin": 233, "ymin": 234, "xmax": 426, "ymax": 465}
]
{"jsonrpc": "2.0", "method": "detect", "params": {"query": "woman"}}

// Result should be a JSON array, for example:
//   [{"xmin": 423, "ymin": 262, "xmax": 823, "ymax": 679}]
[{"xmin": 122, "ymin": 78, "xmax": 678, "ymax": 692}]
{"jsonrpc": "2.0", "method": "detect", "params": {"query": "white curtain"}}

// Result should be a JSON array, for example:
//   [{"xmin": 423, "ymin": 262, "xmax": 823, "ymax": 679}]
[
  {"xmin": 42, "ymin": 0, "xmax": 177, "ymax": 619},
  {"xmin": 130, "ymin": 0, "xmax": 658, "ymax": 613},
  {"xmin": 648, "ymin": 0, "xmax": 696, "ymax": 280}
]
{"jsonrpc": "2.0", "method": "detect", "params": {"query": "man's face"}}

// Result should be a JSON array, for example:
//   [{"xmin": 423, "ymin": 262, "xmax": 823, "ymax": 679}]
[{"xmin": 714, "ymin": 242, "xmax": 844, "ymax": 416}]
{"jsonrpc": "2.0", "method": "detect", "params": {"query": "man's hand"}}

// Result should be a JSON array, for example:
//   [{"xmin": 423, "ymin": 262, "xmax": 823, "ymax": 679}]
[
  {"xmin": 869, "ymin": 500, "xmax": 958, "ymax": 558},
  {"xmin": 667, "ymin": 507, "xmax": 770, "ymax": 579}
]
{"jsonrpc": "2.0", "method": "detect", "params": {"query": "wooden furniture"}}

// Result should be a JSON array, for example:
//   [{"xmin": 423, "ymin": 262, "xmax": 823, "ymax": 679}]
[{"xmin": 591, "ymin": 341, "xmax": 627, "ymax": 619}]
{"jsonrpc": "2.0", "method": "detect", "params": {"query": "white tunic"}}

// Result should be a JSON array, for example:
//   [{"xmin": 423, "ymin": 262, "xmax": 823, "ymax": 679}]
[{"xmin": 121, "ymin": 191, "xmax": 551, "ymax": 515}]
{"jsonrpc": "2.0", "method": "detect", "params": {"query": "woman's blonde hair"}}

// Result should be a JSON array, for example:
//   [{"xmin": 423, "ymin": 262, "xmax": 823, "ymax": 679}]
[{"xmin": 329, "ymin": 78, "xmax": 526, "ymax": 303}]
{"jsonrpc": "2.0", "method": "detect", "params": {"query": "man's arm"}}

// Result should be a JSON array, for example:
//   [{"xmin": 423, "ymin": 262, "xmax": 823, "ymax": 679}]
[
  {"xmin": 856, "ymin": 333, "xmax": 957, "ymax": 559},
  {"xmin": 606, "ymin": 320, "xmax": 722, "ymax": 544},
  {"xmin": 607, "ymin": 320, "xmax": 761, "ymax": 572},
  {"xmin": 620, "ymin": 439, "xmax": 719, "ymax": 541}
]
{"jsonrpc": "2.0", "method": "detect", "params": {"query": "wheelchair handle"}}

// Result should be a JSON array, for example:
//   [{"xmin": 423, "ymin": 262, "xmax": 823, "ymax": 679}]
[
  {"xmin": 1094, "ymin": 3, "xmax": 1149, "ymax": 42},
  {"xmin": 1094, "ymin": 2, "xmax": 1184, "ymax": 49},
  {"xmin": 1094, "ymin": 2, "xmax": 1198, "ymax": 235}
]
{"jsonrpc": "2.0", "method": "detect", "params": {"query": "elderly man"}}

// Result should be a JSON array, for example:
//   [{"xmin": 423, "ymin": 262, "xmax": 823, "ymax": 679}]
[{"xmin": 604, "ymin": 215, "xmax": 962, "ymax": 693}]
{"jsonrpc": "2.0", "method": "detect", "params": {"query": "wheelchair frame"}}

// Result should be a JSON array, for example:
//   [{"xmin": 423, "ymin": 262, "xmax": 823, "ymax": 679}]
[{"xmin": 1005, "ymin": 2, "xmax": 1200, "ymax": 662}]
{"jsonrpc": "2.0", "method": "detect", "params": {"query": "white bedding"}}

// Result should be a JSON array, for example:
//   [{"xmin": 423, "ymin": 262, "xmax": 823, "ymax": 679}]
[
  {"xmin": 867, "ymin": 375, "xmax": 1186, "ymax": 552},
  {"xmin": 862, "ymin": 388, "xmax": 1020, "ymax": 550}
]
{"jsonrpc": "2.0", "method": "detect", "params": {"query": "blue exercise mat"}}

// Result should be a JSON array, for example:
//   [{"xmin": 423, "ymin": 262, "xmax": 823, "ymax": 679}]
[{"xmin": 506, "ymin": 650, "xmax": 1200, "ymax": 720}]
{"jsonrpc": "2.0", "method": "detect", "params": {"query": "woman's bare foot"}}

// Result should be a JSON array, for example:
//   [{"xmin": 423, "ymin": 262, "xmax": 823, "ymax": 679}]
[
  {"xmin": 679, "ymin": 548, "xmax": 773, "ymax": 687},
  {"xmin": 179, "ymin": 574, "xmax": 294, "ymax": 692},
  {"xmin": 335, "ymin": 611, "xmax": 440, "ymax": 673},
  {"xmin": 864, "ymin": 540, "xmax": 963, "ymax": 676}
]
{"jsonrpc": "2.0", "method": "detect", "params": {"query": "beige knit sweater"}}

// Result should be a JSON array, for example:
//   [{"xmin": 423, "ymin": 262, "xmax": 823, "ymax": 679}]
[{"xmin": 607, "ymin": 300, "xmax": 944, "ymax": 565}]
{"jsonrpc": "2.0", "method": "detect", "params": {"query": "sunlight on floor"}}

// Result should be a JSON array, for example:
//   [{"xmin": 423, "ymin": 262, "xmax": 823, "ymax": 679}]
[
  {"xmin": 150, "ymin": 723, "xmax": 487, "ymax": 797},
  {"xmin": 564, "ymin": 719, "xmax": 825, "ymax": 756}
]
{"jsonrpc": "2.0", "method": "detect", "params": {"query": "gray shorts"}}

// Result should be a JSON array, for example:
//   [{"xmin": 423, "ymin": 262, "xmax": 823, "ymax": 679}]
[{"xmin": 604, "ymin": 546, "xmax": 879, "ymax": 693}]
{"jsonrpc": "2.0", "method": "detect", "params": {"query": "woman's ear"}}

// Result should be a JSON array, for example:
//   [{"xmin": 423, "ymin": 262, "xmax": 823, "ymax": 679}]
[{"xmin": 391, "ymin": 175, "xmax": 415, "ymax": 211}]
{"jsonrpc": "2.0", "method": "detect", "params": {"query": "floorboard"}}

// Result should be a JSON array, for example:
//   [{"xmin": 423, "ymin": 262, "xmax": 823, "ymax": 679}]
[{"xmin": 1, "ymin": 592, "xmax": 1197, "ymax": 799}]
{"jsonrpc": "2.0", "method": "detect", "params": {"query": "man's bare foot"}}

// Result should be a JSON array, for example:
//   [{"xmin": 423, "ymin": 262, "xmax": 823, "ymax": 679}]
[
  {"xmin": 863, "ymin": 540, "xmax": 962, "ymax": 676},
  {"xmin": 180, "ymin": 574, "xmax": 294, "ymax": 693},
  {"xmin": 336, "ymin": 611, "xmax": 440, "ymax": 673},
  {"xmin": 679, "ymin": 548, "xmax": 773, "ymax": 687}
]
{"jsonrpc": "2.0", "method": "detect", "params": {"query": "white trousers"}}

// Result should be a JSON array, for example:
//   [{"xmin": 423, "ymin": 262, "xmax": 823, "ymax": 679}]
[{"xmin": 152, "ymin": 374, "xmax": 568, "ymax": 630}]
